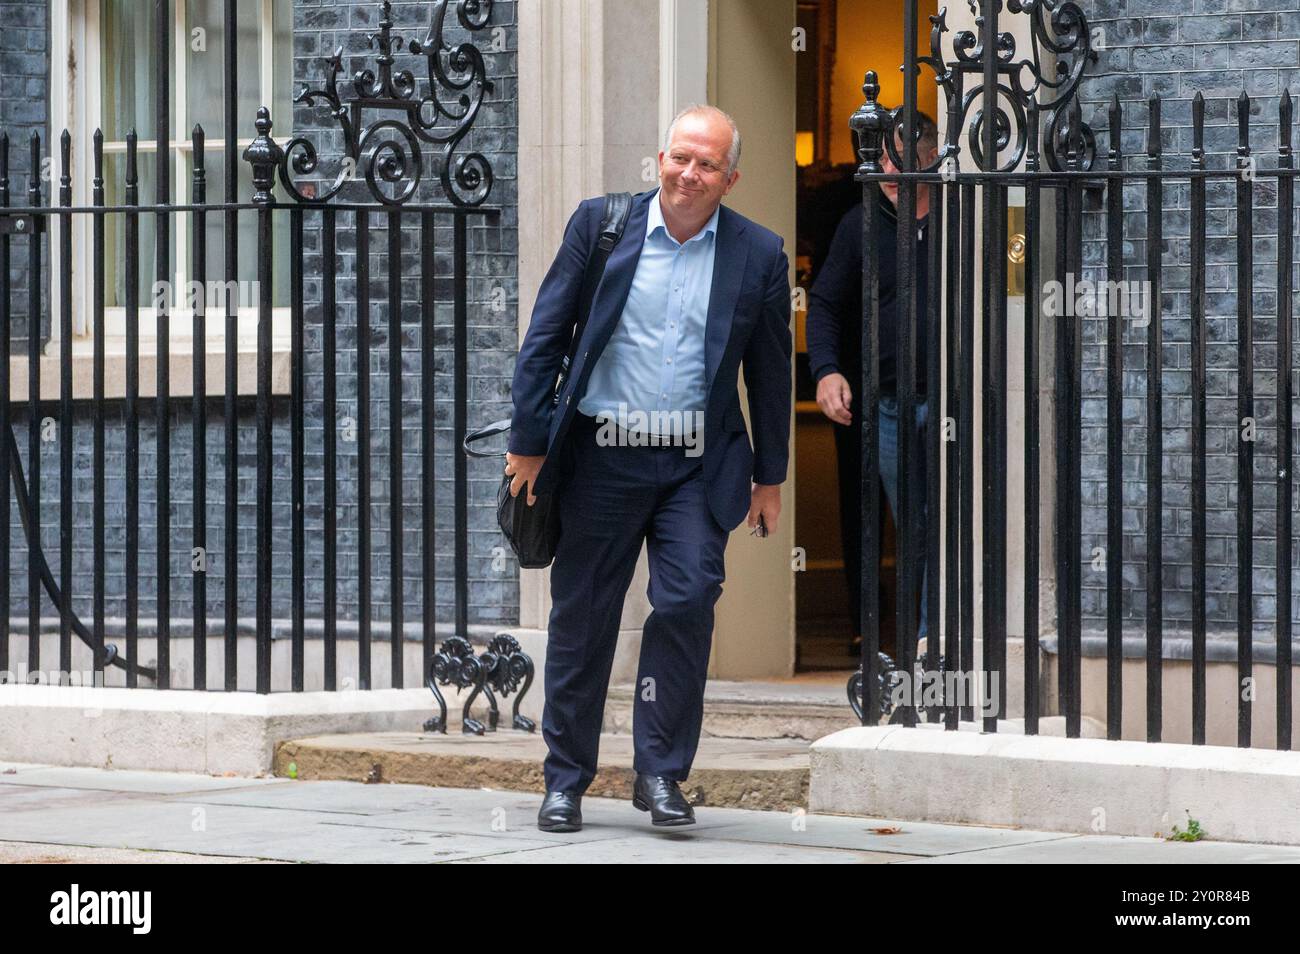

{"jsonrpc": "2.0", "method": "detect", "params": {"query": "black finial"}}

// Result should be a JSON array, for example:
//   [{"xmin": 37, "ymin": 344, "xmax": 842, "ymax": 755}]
[
  {"xmin": 1236, "ymin": 90, "xmax": 1251, "ymax": 157},
  {"xmin": 0, "ymin": 131, "xmax": 9, "ymax": 202},
  {"xmin": 92, "ymin": 128, "xmax": 103, "ymax": 185},
  {"xmin": 1108, "ymin": 95, "xmax": 1121, "ymax": 168},
  {"xmin": 125, "ymin": 129, "xmax": 138, "ymax": 188},
  {"xmin": 850, "ymin": 71, "xmax": 890, "ymax": 178},
  {"xmin": 1281, "ymin": 90, "xmax": 1292, "ymax": 157},
  {"xmin": 1191, "ymin": 92, "xmax": 1204, "ymax": 165},
  {"xmin": 243, "ymin": 106, "xmax": 284, "ymax": 205},
  {"xmin": 1146, "ymin": 93, "xmax": 1161, "ymax": 159},
  {"xmin": 28, "ymin": 130, "xmax": 41, "ymax": 204},
  {"xmin": 192, "ymin": 124, "xmax": 205, "ymax": 170}
]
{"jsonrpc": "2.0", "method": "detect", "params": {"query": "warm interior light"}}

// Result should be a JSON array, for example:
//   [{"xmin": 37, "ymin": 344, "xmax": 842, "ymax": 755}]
[{"xmin": 796, "ymin": 131, "xmax": 815, "ymax": 166}]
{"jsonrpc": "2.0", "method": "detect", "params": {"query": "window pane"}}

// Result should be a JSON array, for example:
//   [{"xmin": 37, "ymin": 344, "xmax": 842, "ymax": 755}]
[
  {"xmin": 187, "ymin": 151, "xmax": 289, "ymax": 308},
  {"xmin": 185, "ymin": 0, "xmax": 261, "ymax": 141},
  {"xmin": 100, "ymin": 0, "xmax": 175, "ymax": 142},
  {"xmin": 271, "ymin": 0, "xmax": 293, "ymax": 129},
  {"xmin": 102, "ymin": 153, "xmax": 161, "ymax": 310}
]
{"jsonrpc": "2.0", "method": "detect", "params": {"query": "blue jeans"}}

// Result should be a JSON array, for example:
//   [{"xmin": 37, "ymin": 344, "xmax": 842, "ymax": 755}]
[
  {"xmin": 833, "ymin": 393, "xmax": 930, "ymax": 647},
  {"xmin": 879, "ymin": 394, "xmax": 930, "ymax": 642}
]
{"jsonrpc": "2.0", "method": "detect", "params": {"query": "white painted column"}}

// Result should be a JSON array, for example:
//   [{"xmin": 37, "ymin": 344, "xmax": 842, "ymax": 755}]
[{"xmin": 515, "ymin": 0, "xmax": 664, "ymax": 641}]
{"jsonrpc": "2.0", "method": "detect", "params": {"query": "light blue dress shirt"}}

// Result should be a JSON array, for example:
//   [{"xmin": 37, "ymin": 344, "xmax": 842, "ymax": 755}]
[{"xmin": 578, "ymin": 190, "xmax": 718, "ymax": 432}]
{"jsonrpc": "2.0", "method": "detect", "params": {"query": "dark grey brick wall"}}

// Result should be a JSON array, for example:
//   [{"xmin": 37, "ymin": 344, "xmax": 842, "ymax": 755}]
[
  {"xmin": 0, "ymin": 0, "xmax": 48, "ymax": 345},
  {"xmin": 288, "ymin": 0, "xmax": 519, "ymax": 628},
  {"xmin": 0, "ymin": 0, "xmax": 518, "ymax": 639},
  {"xmin": 1077, "ymin": 0, "xmax": 1300, "ymax": 635}
]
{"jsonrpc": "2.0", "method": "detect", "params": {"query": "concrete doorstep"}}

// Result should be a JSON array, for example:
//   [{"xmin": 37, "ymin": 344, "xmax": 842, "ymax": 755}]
[
  {"xmin": 275, "ymin": 731, "xmax": 810, "ymax": 812},
  {"xmin": 604, "ymin": 679, "xmax": 861, "ymax": 741},
  {"xmin": 811, "ymin": 723, "xmax": 1300, "ymax": 846},
  {"xmin": 0, "ymin": 673, "xmax": 816, "ymax": 810}
]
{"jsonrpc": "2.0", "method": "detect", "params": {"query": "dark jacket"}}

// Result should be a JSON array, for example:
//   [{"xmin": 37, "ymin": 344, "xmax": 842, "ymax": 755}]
[
  {"xmin": 508, "ymin": 187, "xmax": 793, "ymax": 531},
  {"xmin": 805, "ymin": 192, "xmax": 930, "ymax": 397}
]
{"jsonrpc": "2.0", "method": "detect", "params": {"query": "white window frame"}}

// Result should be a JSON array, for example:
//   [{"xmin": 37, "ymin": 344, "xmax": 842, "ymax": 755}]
[{"xmin": 40, "ymin": 0, "xmax": 291, "ymax": 400}]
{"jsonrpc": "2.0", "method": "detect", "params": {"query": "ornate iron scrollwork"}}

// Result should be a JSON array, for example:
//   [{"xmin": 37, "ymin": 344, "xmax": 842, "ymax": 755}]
[
  {"xmin": 271, "ymin": 0, "xmax": 495, "ymax": 207},
  {"xmin": 847, "ymin": 652, "xmax": 903, "ymax": 724},
  {"xmin": 858, "ymin": 0, "xmax": 1097, "ymax": 176},
  {"xmin": 424, "ymin": 634, "xmax": 536, "ymax": 735},
  {"xmin": 478, "ymin": 633, "xmax": 536, "ymax": 732},
  {"xmin": 425, "ymin": 636, "xmax": 489, "ymax": 734},
  {"xmin": 848, "ymin": 653, "xmax": 948, "ymax": 725}
]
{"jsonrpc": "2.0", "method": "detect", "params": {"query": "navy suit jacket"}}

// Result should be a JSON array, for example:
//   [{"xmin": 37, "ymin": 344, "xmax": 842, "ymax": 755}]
[{"xmin": 509, "ymin": 187, "xmax": 792, "ymax": 531}]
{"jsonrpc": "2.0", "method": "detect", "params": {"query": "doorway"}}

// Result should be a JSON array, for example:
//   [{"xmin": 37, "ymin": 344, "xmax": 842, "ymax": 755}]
[{"xmin": 792, "ymin": 0, "xmax": 939, "ymax": 672}]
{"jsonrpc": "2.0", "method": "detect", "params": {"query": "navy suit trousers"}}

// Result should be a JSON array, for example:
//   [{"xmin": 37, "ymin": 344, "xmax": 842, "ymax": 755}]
[{"xmin": 542, "ymin": 413, "xmax": 729, "ymax": 794}]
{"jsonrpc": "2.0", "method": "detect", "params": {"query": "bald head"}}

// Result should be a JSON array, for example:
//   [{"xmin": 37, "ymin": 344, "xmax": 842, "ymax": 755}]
[{"xmin": 663, "ymin": 104, "xmax": 741, "ymax": 177}]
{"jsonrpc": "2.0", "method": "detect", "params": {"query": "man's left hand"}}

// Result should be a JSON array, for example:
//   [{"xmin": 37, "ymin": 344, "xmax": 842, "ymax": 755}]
[{"xmin": 747, "ymin": 483, "xmax": 781, "ymax": 536}]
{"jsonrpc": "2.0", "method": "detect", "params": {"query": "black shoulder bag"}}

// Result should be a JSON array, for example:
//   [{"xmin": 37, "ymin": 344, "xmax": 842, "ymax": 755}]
[{"xmin": 463, "ymin": 191, "xmax": 633, "ymax": 568}]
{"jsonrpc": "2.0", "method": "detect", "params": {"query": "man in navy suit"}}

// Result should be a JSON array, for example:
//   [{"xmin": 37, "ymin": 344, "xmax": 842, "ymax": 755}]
[{"xmin": 505, "ymin": 105, "xmax": 792, "ymax": 832}]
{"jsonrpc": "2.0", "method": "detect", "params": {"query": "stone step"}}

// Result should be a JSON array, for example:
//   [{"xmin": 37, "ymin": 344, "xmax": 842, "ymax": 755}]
[
  {"xmin": 274, "ymin": 731, "xmax": 810, "ymax": 812},
  {"xmin": 603, "ymin": 678, "xmax": 862, "ymax": 742}
]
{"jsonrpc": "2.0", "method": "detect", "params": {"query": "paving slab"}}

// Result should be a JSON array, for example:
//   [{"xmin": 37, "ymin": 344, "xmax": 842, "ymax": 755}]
[
  {"xmin": 0, "ymin": 784, "xmax": 163, "ymax": 812},
  {"xmin": 0, "ymin": 763, "xmax": 283, "ymax": 794},
  {"xmin": 0, "ymin": 799, "xmax": 549, "ymax": 864},
  {"xmin": 697, "ymin": 810, "xmax": 1078, "ymax": 856},
  {"xmin": 2, "ymin": 762, "xmax": 1296, "ymax": 864},
  {"xmin": 181, "ymin": 777, "xmax": 461, "ymax": 816},
  {"xmin": 899, "ymin": 835, "xmax": 1300, "ymax": 864},
  {"xmin": 458, "ymin": 835, "xmax": 906, "ymax": 864},
  {"xmin": 178, "ymin": 778, "xmax": 706, "ymax": 842},
  {"xmin": 317, "ymin": 793, "xmax": 743, "ymax": 844},
  {"xmin": 0, "ymin": 841, "xmax": 285, "ymax": 864}
]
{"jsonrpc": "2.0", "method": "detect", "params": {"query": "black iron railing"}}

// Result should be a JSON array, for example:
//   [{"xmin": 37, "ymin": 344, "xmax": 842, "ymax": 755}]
[
  {"xmin": 0, "ymin": 1, "xmax": 532, "ymax": 728},
  {"xmin": 850, "ymin": 0, "xmax": 1297, "ymax": 750}
]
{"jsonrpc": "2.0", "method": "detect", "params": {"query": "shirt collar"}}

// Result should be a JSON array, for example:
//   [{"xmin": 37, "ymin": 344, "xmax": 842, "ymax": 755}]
[
  {"xmin": 648, "ymin": 189, "xmax": 720, "ymax": 246},
  {"xmin": 877, "ymin": 191, "xmax": 929, "ymax": 233}
]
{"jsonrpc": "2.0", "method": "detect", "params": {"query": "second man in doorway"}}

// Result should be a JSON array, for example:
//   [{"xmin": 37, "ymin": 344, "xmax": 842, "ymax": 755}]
[{"xmin": 806, "ymin": 110, "xmax": 940, "ymax": 658}]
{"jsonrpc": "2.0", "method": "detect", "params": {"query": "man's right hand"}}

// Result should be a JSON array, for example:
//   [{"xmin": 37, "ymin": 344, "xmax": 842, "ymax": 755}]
[
  {"xmin": 816, "ymin": 373, "xmax": 853, "ymax": 426},
  {"xmin": 504, "ymin": 452, "xmax": 546, "ymax": 506}
]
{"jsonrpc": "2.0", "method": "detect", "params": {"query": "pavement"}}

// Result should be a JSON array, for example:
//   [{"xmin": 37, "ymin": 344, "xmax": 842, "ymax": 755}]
[{"xmin": 3, "ymin": 761, "xmax": 1300, "ymax": 863}]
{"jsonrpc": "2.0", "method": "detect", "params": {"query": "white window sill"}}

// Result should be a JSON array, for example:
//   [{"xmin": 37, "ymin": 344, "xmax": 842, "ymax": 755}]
[
  {"xmin": 10, "ymin": 305, "xmax": 294, "ymax": 401},
  {"xmin": 9, "ymin": 333, "xmax": 293, "ymax": 401}
]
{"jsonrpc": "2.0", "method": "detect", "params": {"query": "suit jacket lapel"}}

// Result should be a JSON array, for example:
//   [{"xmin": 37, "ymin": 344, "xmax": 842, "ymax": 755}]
[{"xmin": 704, "ymin": 205, "xmax": 748, "ymax": 391}]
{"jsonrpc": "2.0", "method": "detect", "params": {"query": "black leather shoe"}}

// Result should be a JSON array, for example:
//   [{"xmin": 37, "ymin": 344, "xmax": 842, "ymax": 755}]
[
  {"xmin": 537, "ymin": 791, "xmax": 583, "ymax": 832},
  {"xmin": 631, "ymin": 773, "xmax": 695, "ymax": 827}
]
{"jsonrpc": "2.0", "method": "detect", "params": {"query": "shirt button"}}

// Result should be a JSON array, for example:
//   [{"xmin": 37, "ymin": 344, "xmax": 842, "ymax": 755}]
[{"xmin": 666, "ymin": 358, "xmax": 672, "ymax": 364}]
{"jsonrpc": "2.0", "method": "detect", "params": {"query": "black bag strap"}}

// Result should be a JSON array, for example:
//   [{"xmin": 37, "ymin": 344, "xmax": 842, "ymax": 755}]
[
  {"xmin": 465, "ymin": 191, "xmax": 634, "ymax": 459},
  {"xmin": 552, "ymin": 190, "xmax": 633, "ymax": 406},
  {"xmin": 463, "ymin": 418, "xmax": 512, "ymax": 458}
]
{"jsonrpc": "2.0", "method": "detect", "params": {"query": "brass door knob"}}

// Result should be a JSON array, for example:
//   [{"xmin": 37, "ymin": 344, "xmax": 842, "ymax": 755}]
[{"xmin": 1008, "ymin": 232, "xmax": 1027, "ymax": 264}]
